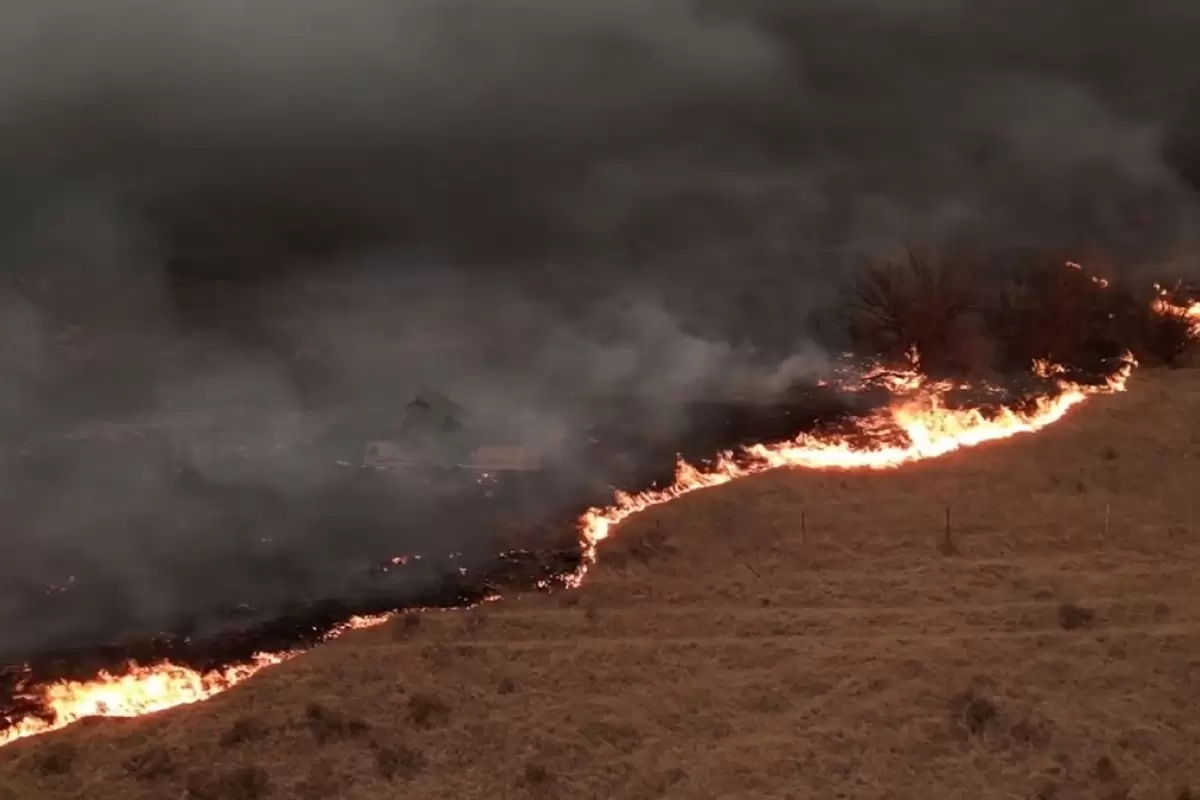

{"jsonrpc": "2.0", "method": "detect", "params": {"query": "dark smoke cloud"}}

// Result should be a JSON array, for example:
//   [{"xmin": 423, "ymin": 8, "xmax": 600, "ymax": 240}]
[{"xmin": 3, "ymin": 0, "xmax": 1200, "ymax": 658}]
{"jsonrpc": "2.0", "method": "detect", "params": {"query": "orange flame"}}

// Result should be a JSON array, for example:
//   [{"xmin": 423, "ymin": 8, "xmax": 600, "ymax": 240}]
[
  {"xmin": 566, "ymin": 355, "xmax": 1135, "ymax": 588},
  {"xmin": 0, "ymin": 614, "xmax": 392, "ymax": 747},
  {"xmin": 1152, "ymin": 282, "xmax": 1200, "ymax": 338}
]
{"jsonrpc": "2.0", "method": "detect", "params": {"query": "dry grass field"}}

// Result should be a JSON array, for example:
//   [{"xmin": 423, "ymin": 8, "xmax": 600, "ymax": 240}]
[{"xmin": 1, "ymin": 367, "xmax": 1197, "ymax": 799}]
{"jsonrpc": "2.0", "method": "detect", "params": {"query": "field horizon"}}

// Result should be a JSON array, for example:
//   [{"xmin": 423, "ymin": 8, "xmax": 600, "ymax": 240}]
[{"xmin": 0, "ymin": 363, "xmax": 1197, "ymax": 799}]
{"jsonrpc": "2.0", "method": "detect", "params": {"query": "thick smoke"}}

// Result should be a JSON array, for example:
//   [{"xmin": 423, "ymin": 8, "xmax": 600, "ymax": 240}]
[{"xmin": 3, "ymin": 0, "xmax": 1200, "ymax": 659}]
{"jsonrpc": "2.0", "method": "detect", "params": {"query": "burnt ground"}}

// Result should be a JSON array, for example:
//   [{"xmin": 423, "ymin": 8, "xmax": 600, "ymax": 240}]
[{"xmin": 0, "ymin": 383, "xmax": 871, "ymax": 730}]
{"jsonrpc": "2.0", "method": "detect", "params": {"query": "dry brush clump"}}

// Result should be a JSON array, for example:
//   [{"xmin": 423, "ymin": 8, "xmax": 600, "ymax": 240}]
[
  {"xmin": 844, "ymin": 249, "xmax": 978, "ymax": 375},
  {"xmin": 185, "ymin": 764, "xmax": 272, "ymax": 800},
  {"xmin": 843, "ymin": 248, "xmax": 1198, "ymax": 375}
]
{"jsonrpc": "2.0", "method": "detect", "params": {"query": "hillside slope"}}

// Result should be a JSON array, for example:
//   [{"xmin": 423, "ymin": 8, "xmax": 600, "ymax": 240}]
[{"xmin": 1, "ymin": 368, "xmax": 1198, "ymax": 800}]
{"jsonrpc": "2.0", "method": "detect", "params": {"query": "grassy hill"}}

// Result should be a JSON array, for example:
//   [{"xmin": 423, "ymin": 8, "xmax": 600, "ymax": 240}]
[{"xmin": 1, "ymin": 367, "xmax": 1197, "ymax": 799}]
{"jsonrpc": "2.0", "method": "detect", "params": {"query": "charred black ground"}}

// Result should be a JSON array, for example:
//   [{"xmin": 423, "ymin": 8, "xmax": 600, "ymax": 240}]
[{"xmin": 0, "ymin": 382, "xmax": 871, "ymax": 730}]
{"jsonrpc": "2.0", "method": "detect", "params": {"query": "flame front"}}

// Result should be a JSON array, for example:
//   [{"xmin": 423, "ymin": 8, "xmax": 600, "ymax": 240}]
[
  {"xmin": 0, "ymin": 616, "xmax": 392, "ymax": 747},
  {"xmin": 0, "ymin": 655, "xmax": 288, "ymax": 746},
  {"xmin": 567, "ymin": 356, "xmax": 1135, "ymax": 588}
]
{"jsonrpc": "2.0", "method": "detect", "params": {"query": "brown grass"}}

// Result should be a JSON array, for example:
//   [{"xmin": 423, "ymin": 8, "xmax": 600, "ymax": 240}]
[{"xmin": 2, "ymin": 369, "xmax": 1200, "ymax": 799}]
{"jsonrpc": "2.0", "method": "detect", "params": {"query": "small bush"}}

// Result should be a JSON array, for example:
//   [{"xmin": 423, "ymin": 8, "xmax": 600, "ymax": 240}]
[
  {"xmin": 304, "ymin": 702, "xmax": 371, "ymax": 743},
  {"xmin": 523, "ymin": 762, "xmax": 552, "ymax": 786},
  {"xmin": 949, "ymin": 688, "xmax": 999, "ymax": 735},
  {"xmin": 33, "ymin": 743, "xmax": 76, "ymax": 776},
  {"xmin": 407, "ymin": 693, "xmax": 450, "ymax": 728},
  {"xmin": 844, "ymin": 248, "xmax": 978, "ymax": 374},
  {"xmin": 187, "ymin": 765, "xmax": 272, "ymax": 800},
  {"xmin": 392, "ymin": 614, "xmax": 422, "ymax": 640},
  {"xmin": 219, "ymin": 716, "xmax": 269, "ymax": 748},
  {"xmin": 1094, "ymin": 755, "xmax": 1119, "ymax": 782},
  {"xmin": 124, "ymin": 746, "xmax": 176, "ymax": 781},
  {"xmin": 462, "ymin": 610, "xmax": 489, "ymax": 633},
  {"xmin": 1058, "ymin": 603, "xmax": 1096, "ymax": 630},
  {"xmin": 374, "ymin": 744, "xmax": 427, "ymax": 781}
]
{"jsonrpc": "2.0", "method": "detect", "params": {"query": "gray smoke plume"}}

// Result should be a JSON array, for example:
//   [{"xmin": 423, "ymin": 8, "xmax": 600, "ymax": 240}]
[{"xmin": 2, "ymin": 0, "xmax": 1200, "ymax": 659}]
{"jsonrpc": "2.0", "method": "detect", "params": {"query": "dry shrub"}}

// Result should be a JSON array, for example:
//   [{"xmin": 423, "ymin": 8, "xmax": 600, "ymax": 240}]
[
  {"xmin": 407, "ymin": 692, "xmax": 451, "ymax": 728},
  {"xmin": 219, "ymin": 716, "xmax": 269, "ymax": 748},
  {"xmin": 844, "ymin": 248, "xmax": 978, "ymax": 375},
  {"xmin": 392, "ymin": 613, "xmax": 423, "ymax": 640},
  {"xmin": 33, "ymin": 742, "xmax": 77, "ymax": 776},
  {"xmin": 303, "ymin": 702, "xmax": 371, "ymax": 744},
  {"xmin": 186, "ymin": 765, "xmax": 272, "ymax": 800},
  {"xmin": 1057, "ymin": 602, "xmax": 1096, "ymax": 630},
  {"xmin": 523, "ymin": 761, "xmax": 552, "ymax": 787},
  {"xmin": 844, "ymin": 247, "xmax": 1198, "ymax": 375},
  {"xmin": 124, "ymin": 746, "xmax": 177, "ymax": 781},
  {"xmin": 373, "ymin": 743, "xmax": 427, "ymax": 781},
  {"xmin": 948, "ymin": 687, "xmax": 999, "ymax": 735}
]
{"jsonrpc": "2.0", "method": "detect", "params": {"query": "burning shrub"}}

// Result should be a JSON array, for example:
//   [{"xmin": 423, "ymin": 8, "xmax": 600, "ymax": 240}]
[
  {"xmin": 984, "ymin": 254, "xmax": 1120, "ymax": 371},
  {"xmin": 844, "ymin": 249, "xmax": 979, "ymax": 375},
  {"xmin": 1139, "ymin": 281, "xmax": 1200, "ymax": 366},
  {"xmin": 843, "ymin": 247, "xmax": 1199, "ymax": 376}
]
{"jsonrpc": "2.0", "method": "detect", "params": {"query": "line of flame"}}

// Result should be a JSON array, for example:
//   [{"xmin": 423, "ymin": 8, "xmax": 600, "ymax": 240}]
[
  {"xmin": 563, "ymin": 355, "xmax": 1136, "ymax": 589},
  {"xmin": 0, "ymin": 615, "xmax": 389, "ymax": 747}
]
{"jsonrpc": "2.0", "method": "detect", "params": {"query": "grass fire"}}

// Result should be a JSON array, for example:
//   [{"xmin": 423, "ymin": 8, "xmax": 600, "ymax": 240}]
[
  {"xmin": 2, "ymin": 259, "xmax": 1191, "ymax": 762},
  {"xmin": 6, "ymin": 3, "xmax": 1200, "ymax": 793}
]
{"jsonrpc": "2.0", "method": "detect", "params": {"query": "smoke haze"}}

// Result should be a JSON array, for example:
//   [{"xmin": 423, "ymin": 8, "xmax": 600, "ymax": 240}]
[{"xmin": 3, "ymin": 0, "xmax": 1200, "ymax": 658}]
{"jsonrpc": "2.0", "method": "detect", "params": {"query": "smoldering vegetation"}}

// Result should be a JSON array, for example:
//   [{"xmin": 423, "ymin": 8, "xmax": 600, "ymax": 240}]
[{"xmin": 2, "ymin": 0, "xmax": 1200, "ymax": 663}]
